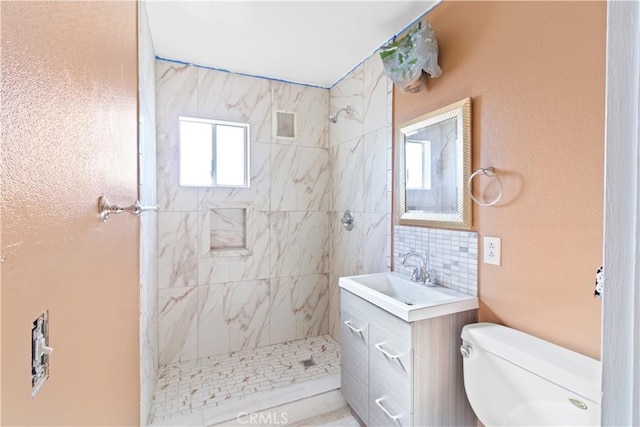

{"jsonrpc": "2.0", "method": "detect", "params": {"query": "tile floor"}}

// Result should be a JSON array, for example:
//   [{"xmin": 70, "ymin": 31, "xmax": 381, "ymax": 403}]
[
  {"xmin": 149, "ymin": 335, "xmax": 342, "ymax": 426},
  {"xmin": 218, "ymin": 390, "xmax": 359, "ymax": 427}
]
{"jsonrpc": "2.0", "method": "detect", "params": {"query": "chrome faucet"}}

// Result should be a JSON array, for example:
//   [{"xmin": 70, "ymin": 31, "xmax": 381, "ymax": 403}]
[{"xmin": 401, "ymin": 251, "xmax": 437, "ymax": 286}]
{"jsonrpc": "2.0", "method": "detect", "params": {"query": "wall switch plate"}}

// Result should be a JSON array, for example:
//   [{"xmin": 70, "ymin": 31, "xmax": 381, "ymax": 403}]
[
  {"xmin": 31, "ymin": 311, "xmax": 53, "ymax": 397},
  {"xmin": 483, "ymin": 236, "xmax": 501, "ymax": 266}
]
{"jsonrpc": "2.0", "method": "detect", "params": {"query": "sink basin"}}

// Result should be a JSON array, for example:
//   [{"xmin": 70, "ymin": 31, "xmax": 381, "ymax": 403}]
[{"xmin": 339, "ymin": 272, "xmax": 478, "ymax": 322}]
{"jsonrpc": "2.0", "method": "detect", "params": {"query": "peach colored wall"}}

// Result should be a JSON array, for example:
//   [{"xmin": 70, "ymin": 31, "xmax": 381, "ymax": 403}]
[
  {"xmin": 1, "ymin": 2, "xmax": 139, "ymax": 424},
  {"xmin": 394, "ymin": 1, "xmax": 605, "ymax": 359}
]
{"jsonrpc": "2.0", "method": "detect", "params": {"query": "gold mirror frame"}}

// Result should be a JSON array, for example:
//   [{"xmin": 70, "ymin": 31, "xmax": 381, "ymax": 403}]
[{"xmin": 396, "ymin": 97, "xmax": 472, "ymax": 229}]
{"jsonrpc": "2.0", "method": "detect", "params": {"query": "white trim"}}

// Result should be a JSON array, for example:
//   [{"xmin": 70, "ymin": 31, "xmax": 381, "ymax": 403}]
[{"xmin": 602, "ymin": 0, "xmax": 640, "ymax": 424}]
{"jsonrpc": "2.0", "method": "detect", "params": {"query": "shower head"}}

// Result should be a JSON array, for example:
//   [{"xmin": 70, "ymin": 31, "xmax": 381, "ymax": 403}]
[{"xmin": 328, "ymin": 106, "xmax": 351, "ymax": 123}]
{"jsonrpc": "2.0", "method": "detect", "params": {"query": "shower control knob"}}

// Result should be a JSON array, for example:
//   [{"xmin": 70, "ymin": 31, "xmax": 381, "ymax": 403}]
[
  {"xmin": 460, "ymin": 344, "xmax": 473, "ymax": 359},
  {"xmin": 340, "ymin": 210, "xmax": 354, "ymax": 231}
]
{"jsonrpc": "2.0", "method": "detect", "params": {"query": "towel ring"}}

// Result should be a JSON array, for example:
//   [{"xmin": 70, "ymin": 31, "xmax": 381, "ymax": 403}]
[{"xmin": 468, "ymin": 167, "xmax": 503, "ymax": 207}]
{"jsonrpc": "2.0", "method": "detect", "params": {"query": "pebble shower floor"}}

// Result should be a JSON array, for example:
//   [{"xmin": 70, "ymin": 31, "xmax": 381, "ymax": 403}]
[{"xmin": 149, "ymin": 335, "xmax": 341, "ymax": 425}]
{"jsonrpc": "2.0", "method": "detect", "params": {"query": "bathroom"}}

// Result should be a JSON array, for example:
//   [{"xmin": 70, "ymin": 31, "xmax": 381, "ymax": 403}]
[{"xmin": 1, "ymin": 0, "xmax": 638, "ymax": 426}]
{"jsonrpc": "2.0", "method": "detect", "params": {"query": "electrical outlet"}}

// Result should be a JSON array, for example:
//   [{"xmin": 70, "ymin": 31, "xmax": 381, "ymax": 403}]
[{"xmin": 483, "ymin": 236, "xmax": 501, "ymax": 266}]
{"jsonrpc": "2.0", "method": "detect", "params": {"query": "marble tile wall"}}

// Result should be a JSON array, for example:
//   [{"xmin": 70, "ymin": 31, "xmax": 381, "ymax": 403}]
[
  {"xmin": 139, "ymin": 2, "xmax": 159, "ymax": 425},
  {"xmin": 394, "ymin": 225, "xmax": 478, "ymax": 296},
  {"xmin": 326, "ymin": 53, "xmax": 482, "ymax": 345},
  {"xmin": 156, "ymin": 59, "xmax": 330, "ymax": 366},
  {"xmin": 328, "ymin": 55, "xmax": 393, "ymax": 342}
]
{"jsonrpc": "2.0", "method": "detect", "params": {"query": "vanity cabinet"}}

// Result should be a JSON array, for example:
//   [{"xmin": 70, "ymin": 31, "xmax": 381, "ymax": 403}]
[{"xmin": 340, "ymin": 289, "xmax": 477, "ymax": 426}]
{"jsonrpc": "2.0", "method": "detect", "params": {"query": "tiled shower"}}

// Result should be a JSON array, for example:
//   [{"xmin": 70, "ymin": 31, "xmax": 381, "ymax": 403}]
[
  {"xmin": 140, "ymin": 26, "xmax": 479, "ymax": 424},
  {"xmin": 155, "ymin": 60, "xmax": 332, "ymax": 365},
  {"xmin": 142, "ymin": 52, "xmax": 395, "ymax": 424}
]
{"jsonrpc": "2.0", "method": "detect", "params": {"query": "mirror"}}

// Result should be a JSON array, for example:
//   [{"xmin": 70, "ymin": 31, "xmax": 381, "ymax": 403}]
[{"xmin": 396, "ymin": 98, "xmax": 471, "ymax": 229}]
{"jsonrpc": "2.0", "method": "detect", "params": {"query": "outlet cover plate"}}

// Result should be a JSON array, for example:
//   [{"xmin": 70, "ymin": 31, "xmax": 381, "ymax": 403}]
[{"xmin": 483, "ymin": 236, "xmax": 501, "ymax": 266}]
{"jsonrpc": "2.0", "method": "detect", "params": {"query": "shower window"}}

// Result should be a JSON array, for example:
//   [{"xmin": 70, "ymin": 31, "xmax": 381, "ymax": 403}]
[
  {"xmin": 405, "ymin": 139, "xmax": 432, "ymax": 190},
  {"xmin": 178, "ymin": 116, "xmax": 250, "ymax": 188}
]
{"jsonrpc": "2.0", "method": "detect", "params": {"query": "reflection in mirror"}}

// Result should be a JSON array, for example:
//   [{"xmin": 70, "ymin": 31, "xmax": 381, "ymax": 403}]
[
  {"xmin": 396, "ymin": 98, "xmax": 471, "ymax": 229},
  {"xmin": 405, "ymin": 117, "xmax": 458, "ymax": 213},
  {"xmin": 179, "ymin": 116, "xmax": 250, "ymax": 188}
]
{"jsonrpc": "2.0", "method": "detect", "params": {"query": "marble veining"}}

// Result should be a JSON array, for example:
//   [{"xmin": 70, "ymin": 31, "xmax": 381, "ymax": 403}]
[
  {"xmin": 156, "ymin": 133, "xmax": 198, "ymax": 212},
  {"xmin": 270, "ymin": 144, "xmax": 330, "ymax": 212},
  {"xmin": 197, "ymin": 285, "xmax": 228, "ymax": 358},
  {"xmin": 271, "ymin": 82, "xmax": 329, "ymax": 148},
  {"xmin": 155, "ymin": 59, "xmax": 334, "ymax": 368},
  {"xmin": 330, "ymin": 136, "xmax": 364, "ymax": 213},
  {"xmin": 223, "ymin": 279, "xmax": 271, "ymax": 352},
  {"xmin": 198, "ymin": 211, "xmax": 271, "ymax": 283},
  {"xmin": 363, "ymin": 127, "xmax": 388, "ymax": 213},
  {"xmin": 327, "ymin": 56, "xmax": 393, "ymax": 345},
  {"xmin": 159, "ymin": 286, "xmax": 199, "ymax": 365},
  {"xmin": 363, "ymin": 54, "xmax": 389, "ymax": 135},
  {"xmin": 158, "ymin": 212, "xmax": 198, "ymax": 289},
  {"xmin": 197, "ymin": 68, "xmax": 272, "ymax": 143},
  {"xmin": 270, "ymin": 274, "xmax": 329, "ymax": 344},
  {"xmin": 209, "ymin": 208, "xmax": 246, "ymax": 250},
  {"xmin": 156, "ymin": 61, "xmax": 198, "ymax": 135},
  {"xmin": 330, "ymin": 212, "xmax": 364, "ymax": 279},
  {"xmin": 362, "ymin": 213, "xmax": 390, "ymax": 274},
  {"xmin": 329, "ymin": 66, "xmax": 364, "ymax": 146},
  {"xmin": 271, "ymin": 211, "xmax": 329, "ymax": 278}
]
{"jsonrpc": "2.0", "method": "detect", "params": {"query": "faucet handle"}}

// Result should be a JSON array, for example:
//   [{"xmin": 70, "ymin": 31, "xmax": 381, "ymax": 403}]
[
  {"xmin": 424, "ymin": 270, "xmax": 437, "ymax": 287},
  {"xmin": 411, "ymin": 266, "xmax": 421, "ymax": 281},
  {"xmin": 402, "ymin": 264, "xmax": 418, "ymax": 275}
]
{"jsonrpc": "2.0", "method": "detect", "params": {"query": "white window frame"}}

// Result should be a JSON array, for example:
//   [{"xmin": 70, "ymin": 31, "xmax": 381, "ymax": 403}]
[
  {"xmin": 405, "ymin": 139, "xmax": 432, "ymax": 190},
  {"xmin": 178, "ymin": 116, "xmax": 250, "ymax": 188}
]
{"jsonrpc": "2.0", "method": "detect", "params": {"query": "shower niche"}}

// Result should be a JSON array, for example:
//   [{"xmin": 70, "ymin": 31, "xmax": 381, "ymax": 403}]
[{"xmin": 201, "ymin": 202, "xmax": 253, "ymax": 257}]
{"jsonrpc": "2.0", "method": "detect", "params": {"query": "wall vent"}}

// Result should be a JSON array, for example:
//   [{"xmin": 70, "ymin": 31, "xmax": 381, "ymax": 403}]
[{"xmin": 273, "ymin": 110, "xmax": 297, "ymax": 139}]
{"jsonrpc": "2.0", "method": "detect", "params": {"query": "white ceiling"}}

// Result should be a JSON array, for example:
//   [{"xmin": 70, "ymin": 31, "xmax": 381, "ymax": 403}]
[{"xmin": 146, "ymin": 1, "xmax": 438, "ymax": 88}]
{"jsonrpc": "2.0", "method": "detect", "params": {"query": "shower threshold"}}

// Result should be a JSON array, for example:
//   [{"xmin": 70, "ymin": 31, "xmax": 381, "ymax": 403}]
[{"xmin": 148, "ymin": 335, "xmax": 341, "ymax": 426}]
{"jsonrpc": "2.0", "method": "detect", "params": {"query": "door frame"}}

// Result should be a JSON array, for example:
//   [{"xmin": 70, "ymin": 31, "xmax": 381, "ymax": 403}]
[{"xmin": 602, "ymin": 0, "xmax": 640, "ymax": 424}]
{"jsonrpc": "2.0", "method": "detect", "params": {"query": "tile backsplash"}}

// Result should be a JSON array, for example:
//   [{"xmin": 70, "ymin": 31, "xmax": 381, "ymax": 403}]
[{"xmin": 394, "ymin": 225, "xmax": 478, "ymax": 296}]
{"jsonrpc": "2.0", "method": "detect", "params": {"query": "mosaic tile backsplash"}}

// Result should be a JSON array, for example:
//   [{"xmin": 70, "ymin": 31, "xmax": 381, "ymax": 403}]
[{"xmin": 394, "ymin": 225, "xmax": 478, "ymax": 296}]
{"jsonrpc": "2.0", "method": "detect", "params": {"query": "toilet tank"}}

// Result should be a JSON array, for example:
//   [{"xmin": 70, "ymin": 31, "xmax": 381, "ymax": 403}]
[{"xmin": 461, "ymin": 323, "xmax": 601, "ymax": 426}]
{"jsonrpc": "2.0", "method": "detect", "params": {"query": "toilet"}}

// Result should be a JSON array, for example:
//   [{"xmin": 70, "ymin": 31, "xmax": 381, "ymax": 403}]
[{"xmin": 460, "ymin": 323, "xmax": 601, "ymax": 426}]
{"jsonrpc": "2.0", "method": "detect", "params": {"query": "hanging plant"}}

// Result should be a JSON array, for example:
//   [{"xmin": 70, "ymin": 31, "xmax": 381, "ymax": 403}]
[{"xmin": 379, "ymin": 19, "xmax": 442, "ymax": 93}]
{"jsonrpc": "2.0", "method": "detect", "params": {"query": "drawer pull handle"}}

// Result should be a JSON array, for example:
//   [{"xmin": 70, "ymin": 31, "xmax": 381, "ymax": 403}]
[
  {"xmin": 343, "ymin": 320, "xmax": 365, "ymax": 334},
  {"xmin": 375, "ymin": 342, "xmax": 401, "ymax": 360},
  {"xmin": 375, "ymin": 397, "xmax": 402, "ymax": 421}
]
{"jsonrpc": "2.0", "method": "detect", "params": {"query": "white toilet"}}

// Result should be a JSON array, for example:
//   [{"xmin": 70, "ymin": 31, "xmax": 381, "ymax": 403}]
[{"xmin": 460, "ymin": 323, "xmax": 601, "ymax": 426}]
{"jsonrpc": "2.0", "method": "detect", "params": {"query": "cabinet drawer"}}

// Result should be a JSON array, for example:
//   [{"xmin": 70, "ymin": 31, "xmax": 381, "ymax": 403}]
[
  {"xmin": 369, "ymin": 377, "xmax": 413, "ymax": 427},
  {"xmin": 340, "ymin": 308, "xmax": 368, "ymax": 381},
  {"xmin": 341, "ymin": 368, "xmax": 369, "ymax": 425},
  {"xmin": 341, "ymin": 289, "xmax": 411, "ymax": 347},
  {"xmin": 369, "ymin": 326, "xmax": 413, "ymax": 411},
  {"xmin": 340, "ymin": 305, "xmax": 369, "ymax": 424}
]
